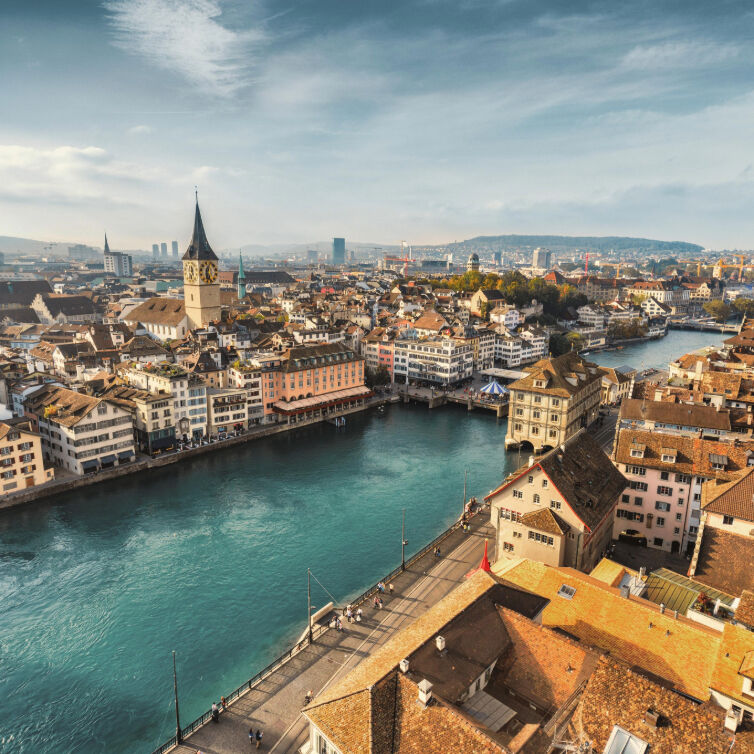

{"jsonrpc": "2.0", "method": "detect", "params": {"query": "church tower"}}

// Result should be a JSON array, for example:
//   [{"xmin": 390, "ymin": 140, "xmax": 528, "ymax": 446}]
[
  {"xmin": 183, "ymin": 198, "xmax": 221, "ymax": 328},
  {"xmin": 237, "ymin": 251, "xmax": 246, "ymax": 300}
]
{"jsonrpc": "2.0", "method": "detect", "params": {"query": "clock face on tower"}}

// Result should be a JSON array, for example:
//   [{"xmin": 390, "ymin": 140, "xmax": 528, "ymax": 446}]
[
  {"xmin": 183, "ymin": 261, "xmax": 198, "ymax": 283},
  {"xmin": 199, "ymin": 261, "xmax": 218, "ymax": 284}
]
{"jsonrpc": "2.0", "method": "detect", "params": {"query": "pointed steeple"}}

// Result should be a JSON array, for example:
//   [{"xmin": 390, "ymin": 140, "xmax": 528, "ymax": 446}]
[
  {"xmin": 182, "ymin": 195, "xmax": 218, "ymax": 261},
  {"xmin": 104, "ymin": 233, "xmax": 110, "ymax": 254},
  {"xmin": 238, "ymin": 251, "xmax": 245, "ymax": 280}
]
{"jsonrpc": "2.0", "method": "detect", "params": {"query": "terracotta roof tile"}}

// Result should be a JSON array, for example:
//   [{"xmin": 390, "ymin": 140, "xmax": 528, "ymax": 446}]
[{"xmin": 693, "ymin": 527, "xmax": 754, "ymax": 597}]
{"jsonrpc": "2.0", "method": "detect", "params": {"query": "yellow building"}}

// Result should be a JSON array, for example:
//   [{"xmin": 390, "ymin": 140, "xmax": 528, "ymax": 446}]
[{"xmin": 0, "ymin": 419, "xmax": 53, "ymax": 494}]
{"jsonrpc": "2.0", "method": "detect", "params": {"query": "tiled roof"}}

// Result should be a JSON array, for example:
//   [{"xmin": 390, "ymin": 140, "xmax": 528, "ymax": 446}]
[
  {"xmin": 710, "ymin": 623, "xmax": 754, "ymax": 708},
  {"xmin": 508, "ymin": 352, "xmax": 602, "ymax": 398},
  {"xmin": 41, "ymin": 294, "xmax": 97, "ymax": 316},
  {"xmin": 573, "ymin": 656, "xmax": 734, "ymax": 754},
  {"xmin": 496, "ymin": 560, "xmax": 720, "ymax": 700},
  {"xmin": 693, "ymin": 527, "xmax": 754, "ymax": 597},
  {"xmin": 24, "ymin": 384, "xmax": 103, "ymax": 428},
  {"xmin": 589, "ymin": 558, "xmax": 632, "ymax": 588},
  {"xmin": 735, "ymin": 591, "xmax": 754, "ymax": 629},
  {"xmin": 124, "ymin": 298, "xmax": 186, "ymax": 326},
  {"xmin": 520, "ymin": 508, "xmax": 570, "ymax": 536},
  {"xmin": 620, "ymin": 397, "xmax": 732, "ymax": 430},
  {"xmin": 702, "ymin": 467, "xmax": 754, "ymax": 521}
]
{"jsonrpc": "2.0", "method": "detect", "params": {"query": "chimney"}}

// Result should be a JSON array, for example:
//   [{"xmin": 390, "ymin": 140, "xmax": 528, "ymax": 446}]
[
  {"xmin": 528, "ymin": 455, "xmax": 535, "ymax": 467},
  {"xmin": 418, "ymin": 679, "xmax": 433, "ymax": 708},
  {"xmin": 435, "ymin": 635, "xmax": 446, "ymax": 653},
  {"xmin": 639, "ymin": 566, "xmax": 647, "ymax": 578},
  {"xmin": 644, "ymin": 708, "xmax": 660, "ymax": 728},
  {"xmin": 620, "ymin": 585, "xmax": 630, "ymax": 598},
  {"xmin": 659, "ymin": 603, "xmax": 665, "ymax": 614},
  {"xmin": 399, "ymin": 659, "xmax": 409, "ymax": 673},
  {"xmin": 725, "ymin": 707, "xmax": 741, "ymax": 733}
]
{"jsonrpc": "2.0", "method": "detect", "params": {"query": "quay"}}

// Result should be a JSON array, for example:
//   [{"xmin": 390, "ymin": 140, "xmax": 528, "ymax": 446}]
[
  {"xmin": 157, "ymin": 511, "xmax": 495, "ymax": 754},
  {"xmin": 0, "ymin": 394, "xmax": 399, "ymax": 512}
]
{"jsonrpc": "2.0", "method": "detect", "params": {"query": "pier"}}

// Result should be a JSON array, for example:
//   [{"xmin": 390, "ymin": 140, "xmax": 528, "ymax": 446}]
[
  {"xmin": 156, "ymin": 511, "xmax": 495, "ymax": 754},
  {"xmin": 667, "ymin": 318, "xmax": 741, "ymax": 333}
]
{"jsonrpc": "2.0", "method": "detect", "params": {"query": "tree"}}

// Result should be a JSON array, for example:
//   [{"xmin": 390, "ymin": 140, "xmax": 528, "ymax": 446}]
[
  {"xmin": 549, "ymin": 333, "xmax": 571, "ymax": 356},
  {"xmin": 365, "ymin": 365, "xmax": 391, "ymax": 388},
  {"xmin": 732, "ymin": 297, "xmax": 754, "ymax": 317},
  {"xmin": 703, "ymin": 300, "xmax": 732, "ymax": 322}
]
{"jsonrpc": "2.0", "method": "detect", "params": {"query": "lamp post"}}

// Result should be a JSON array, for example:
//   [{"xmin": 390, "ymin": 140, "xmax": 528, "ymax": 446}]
[
  {"xmin": 173, "ymin": 651, "xmax": 182, "ymax": 744},
  {"xmin": 307, "ymin": 568, "xmax": 313, "ymax": 643},
  {"xmin": 462, "ymin": 468, "xmax": 468, "ymax": 517},
  {"xmin": 401, "ymin": 508, "xmax": 408, "ymax": 571}
]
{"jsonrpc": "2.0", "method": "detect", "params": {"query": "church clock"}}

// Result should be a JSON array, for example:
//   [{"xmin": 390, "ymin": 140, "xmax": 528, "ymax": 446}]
[
  {"xmin": 183, "ymin": 261, "xmax": 198, "ymax": 283},
  {"xmin": 199, "ymin": 260, "xmax": 218, "ymax": 284}
]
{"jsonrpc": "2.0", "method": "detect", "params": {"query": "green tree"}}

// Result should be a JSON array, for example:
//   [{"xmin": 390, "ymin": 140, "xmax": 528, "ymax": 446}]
[
  {"xmin": 365, "ymin": 365, "xmax": 391, "ymax": 388},
  {"xmin": 732, "ymin": 298, "xmax": 754, "ymax": 317},
  {"xmin": 703, "ymin": 300, "xmax": 732, "ymax": 322}
]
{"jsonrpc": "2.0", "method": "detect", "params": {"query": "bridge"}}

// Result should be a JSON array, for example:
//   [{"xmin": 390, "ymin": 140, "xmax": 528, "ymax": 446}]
[
  {"xmin": 667, "ymin": 318, "xmax": 741, "ymax": 333},
  {"xmin": 400, "ymin": 387, "xmax": 509, "ymax": 417}
]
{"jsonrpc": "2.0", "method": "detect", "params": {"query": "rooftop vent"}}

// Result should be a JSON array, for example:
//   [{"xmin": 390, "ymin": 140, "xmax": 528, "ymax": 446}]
[
  {"xmin": 418, "ymin": 678, "xmax": 433, "ymax": 708},
  {"xmin": 399, "ymin": 658, "xmax": 409, "ymax": 674},
  {"xmin": 435, "ymin": 635, "xmax": 446, "ymax": 653},
  {"xmin": 644, "ymin": 708, "xmax": 660, "ymax": 728}
]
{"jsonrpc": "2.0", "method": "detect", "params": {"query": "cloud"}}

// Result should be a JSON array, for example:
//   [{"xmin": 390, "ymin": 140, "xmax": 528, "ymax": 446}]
[
  {"xmin": 0, "ymin": 144, "xmax": 159, "ymax": 204},
  {"xmin": 103, "ymin": 0, "xmax": 264, "ymax": 96},
  {"xmin": 621, "ymin": 41, "xmax": 740, "ymax": 70},
  {"xmin": 128, "ymin": 124, "xmax": 153, "ymax": 134}
]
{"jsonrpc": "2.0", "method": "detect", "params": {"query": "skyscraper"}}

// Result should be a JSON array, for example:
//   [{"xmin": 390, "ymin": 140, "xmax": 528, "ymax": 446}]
[
  {"xmin": 493, "ymin": 251, "xmax": 502, "ymax": 266},
  {"xmin": 152, "ymin": 244, "xmax": 159, "ymax": 260},
  {"xmin": 332, "ymin": 237, "xmax": 345, "ymax": 265},
  {"xmin": 103, "ymin": 234, "xmax": 133, "ymax": 277},
  {"xmin": 307, "ymin": 249, "xmax": 318, "ymax": 265},
  {"xmin": 171, "ymin": 241, "xmax": 179, "ymax": 259},
  {"xmin": 532, "ymin": 247, "xmax": 552, "ymax": 269},
  {"xmin": 160, "ymin": 242, "xmax": 168, "ymax": 258}
]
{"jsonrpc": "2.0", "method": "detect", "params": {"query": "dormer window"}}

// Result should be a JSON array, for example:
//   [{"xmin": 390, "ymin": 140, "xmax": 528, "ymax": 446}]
[
  {"xmin": 660, "ymin": 448, "xmax": 677, "ymax": 463},
  {"xmin": 710, "ymin": 453, "xmax": 728, "ymax": 470},
  {"xmin": 630, "ymin": 443, "xmax": 645, "ymax": 459}
]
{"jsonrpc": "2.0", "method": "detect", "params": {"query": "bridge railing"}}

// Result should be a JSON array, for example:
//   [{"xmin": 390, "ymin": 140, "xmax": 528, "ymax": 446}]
[{"xmin": 150, "ymin": 506, "xmax": 486, "ymax": 754}]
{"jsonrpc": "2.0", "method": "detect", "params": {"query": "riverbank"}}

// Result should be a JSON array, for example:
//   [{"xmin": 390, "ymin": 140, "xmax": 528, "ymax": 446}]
[
  {"xmin": 582, "ymin": 333, "xmax": 664, "ymax": 355},
  {"xmin": 0, "ymin": 394, "xmax": 397, "ymax": 511}
]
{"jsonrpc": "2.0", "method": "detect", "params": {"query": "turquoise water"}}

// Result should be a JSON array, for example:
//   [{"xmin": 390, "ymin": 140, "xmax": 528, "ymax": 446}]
[
  {"xmin": 588, "ymin": 330, "xmax": 726, "ymax": 372},
  {"xmin": 0, "ymin": 404, "xmax": 514, "ymax": 753}
]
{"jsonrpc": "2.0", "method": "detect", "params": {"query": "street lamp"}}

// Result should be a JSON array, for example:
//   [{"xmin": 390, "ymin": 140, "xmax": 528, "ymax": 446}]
[{"xmin": 401, "ymin": 509, "xmax": 408, "ymax": 571}]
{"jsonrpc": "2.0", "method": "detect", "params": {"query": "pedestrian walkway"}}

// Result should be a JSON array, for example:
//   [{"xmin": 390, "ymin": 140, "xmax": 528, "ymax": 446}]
[{"xmin": 171, "ymin": 514, "xmax": 494, "ymax": 754}]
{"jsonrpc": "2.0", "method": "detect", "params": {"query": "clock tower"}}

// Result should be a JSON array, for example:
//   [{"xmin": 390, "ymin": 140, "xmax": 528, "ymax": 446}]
[{"xmin": 183, "ymin": 198, "xmax": 221, "ymax": 329}]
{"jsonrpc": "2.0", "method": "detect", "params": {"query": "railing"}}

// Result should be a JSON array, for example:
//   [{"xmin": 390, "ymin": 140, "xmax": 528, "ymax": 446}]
[{"xmin": 150, "ymin": 505, "xmax": 485, "ymax": 754}]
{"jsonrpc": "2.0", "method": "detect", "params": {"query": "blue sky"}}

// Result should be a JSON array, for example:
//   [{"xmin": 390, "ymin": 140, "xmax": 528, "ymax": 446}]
[{"xmin": 2, "ymin": 0, "xmax": 754, "ymax": 249}]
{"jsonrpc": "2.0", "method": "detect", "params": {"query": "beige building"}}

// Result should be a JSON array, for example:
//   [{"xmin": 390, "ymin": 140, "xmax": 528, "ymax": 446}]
[
  {"xmin": 182, "ymin": 200, "xmax": 222, "ymax": 328},
  {"xmin": 206, "ymin": 388, "xmax": 248, "ymax": 436},
  {"xmin": 487, "ymin": 430, "xmax": 626, "ymax": 572},
  {"xmin": 505, "ymin": 351, "xmax": 601, "ymax": 451},
  {"xmin": 0, "ymin": 418, "xmax": 53, "ymax": 493},
  {"xmin": 24, "ymin": 384, "xmax": 136, "ymax": 475}
]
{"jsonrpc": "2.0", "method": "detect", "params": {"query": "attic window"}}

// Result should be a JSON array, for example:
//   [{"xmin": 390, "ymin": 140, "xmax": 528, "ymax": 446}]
[
  {"xmin": 535, "ymin": 380, "xmax": 545, "ymax": 388},
  {"xmin": 557, "ymin": 584, "xmax": 576, "ymax": 600},
  {"xmin": 710, "ymin": 453, "xmax": 728, "ymax": 470}
]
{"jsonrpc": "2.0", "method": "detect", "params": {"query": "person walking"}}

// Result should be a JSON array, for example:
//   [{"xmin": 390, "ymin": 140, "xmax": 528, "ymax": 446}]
[
  {"xmin": 388, "ymin": 583, "xmax": 394, "ymax": 596},
  {"xmin": 356, "ymin": 607, "xmax": 363, "ymax": 623},
  {"xmin": 220, "ymin": 696, "xmax": 227, "ymax": 711},
  {"xmin": 255, "ymin": 729, "xmax": 263, "ymax": 749},
  {"xmin": 211, "ymin": 703, "xmax": 219, "ymax": 723},
  {"xmin": 249, "ymin": 727, "xmax": 255, "ymax": 746}
]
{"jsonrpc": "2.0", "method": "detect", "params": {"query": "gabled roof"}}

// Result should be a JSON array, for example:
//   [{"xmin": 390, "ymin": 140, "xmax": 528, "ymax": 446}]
[
  {"xmin": 520, "ymin": 508, "xmax": 570, "ymax": 535},
  {"xmin": 702, "ymin": 466, "xmax": 754, "ymax": 521},
  {"xmin": 620, "ymin": 398, "xmax": 732, "ymax": 431},
  {"xmin": 124, "ymin": 298, "xmax": 186, "ymax": 326},
  {"xmin": 692, "ymin": 527, "xmax": 754, "ymax": 597},
  {"xmin": 182, "ymin": 199, "xmax": 218, "ymax": 261},
  {"xmin": 508, "ymin": 352, "xmax": 602, "ymax": 398}
]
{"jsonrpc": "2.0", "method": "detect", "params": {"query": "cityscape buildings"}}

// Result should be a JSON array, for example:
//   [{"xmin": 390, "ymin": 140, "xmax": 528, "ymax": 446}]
[{"xmin": 332, "ymin": 237, "xmax": 346, "ymax": 265}]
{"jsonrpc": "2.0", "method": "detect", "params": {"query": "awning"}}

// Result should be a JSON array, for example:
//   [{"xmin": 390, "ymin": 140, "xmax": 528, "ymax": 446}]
[
  {"xmin": 150, "ymin": 437, "xmax": 175, "ymax": 451},
  {"xmin": 100, "ymin": 454, "xmax": 116, "ymax": 464},
  {"xmin": 273, "ymin": 386, "xmax": 373, "ymax": 415},
  {"xmin": 117, "ymin": 451, "xmax": 133, "ymax": 461},
  {"xmin": 81, "ymin": 460, "xmax": 99, "ymax": 471}
]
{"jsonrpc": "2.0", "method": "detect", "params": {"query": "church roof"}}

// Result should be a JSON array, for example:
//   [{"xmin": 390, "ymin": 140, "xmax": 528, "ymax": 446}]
[
  {"xmin": 104, "ymin": 234, "xmax": 110, "ymax": 254},
  {"xmin": 238, "ymin": 252, "xmax": 246, "ymax": 280},
  {"xmin": 182, "ymin": 200, "xmax": 218, "ymax": 261}
]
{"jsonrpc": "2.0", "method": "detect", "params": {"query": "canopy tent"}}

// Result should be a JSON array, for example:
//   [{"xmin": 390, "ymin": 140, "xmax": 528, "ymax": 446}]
[{"xmin": 479, "ymin": 380, "xmax": 508, "ymax": 396}]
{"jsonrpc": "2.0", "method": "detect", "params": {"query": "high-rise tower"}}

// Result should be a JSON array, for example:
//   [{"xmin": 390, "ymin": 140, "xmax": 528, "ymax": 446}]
[{"xmin": 182, "ymin": 198, "xmax": 221, "ymax": 328}]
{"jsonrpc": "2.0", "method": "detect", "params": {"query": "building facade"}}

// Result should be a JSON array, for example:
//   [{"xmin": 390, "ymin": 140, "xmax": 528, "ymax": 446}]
[{"xmin": 0, "ymin": 418, "xmax": 53, "ymax": 493}]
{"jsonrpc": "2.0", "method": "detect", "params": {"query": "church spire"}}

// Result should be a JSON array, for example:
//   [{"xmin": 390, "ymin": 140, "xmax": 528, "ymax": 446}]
[
  {"xmin": 104, "ymin": 233, "xmax": 110, "ymax": 254},
  {"xmin": 237, "ymin": 251, "xmax": 247, "ymax": 299},
  {"xmin": 182, "ymin": 194, "xmax": 218, "ymax": 261}
]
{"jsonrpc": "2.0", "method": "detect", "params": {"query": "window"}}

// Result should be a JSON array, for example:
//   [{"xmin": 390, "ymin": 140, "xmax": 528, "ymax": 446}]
[
  {"xmin": 534, "ymin": 396, "xmax": 541, "ymax": 403},
  {"xmin": 674, "ymin": 528, "xmax": 680, "ymax": 535},
  {"xmin": 542, "ymin": 479, "xmax": 548, "ymax": 488},
  {"xmin": 514, "ymin": 423, "xmax": 522, "ymax": 431},
  {"xmin": 516, "ymin": 408, "xmax": 523, "ymax": 416},
  {"xmin": 656, "ymin": 517, "xmax": 665, "ymax": 526},
  {"xmin": 557, "ymin": 584, "xmax": 576, "ymax": 599},
  {"xmin": 655, "ymin": 501, "xmax": 670, "ymax": 512},
  {"xmin": 503, "ymin": 542, "xmax": 514, "ymax": 552},
  {"xmin": 97, "ymin": 405, "xmax": 108, "ymax": 416},
  {"xmin": 552, "ymin": 399, "xmax": 560, "ymax": 407},
  {"xmin": 531, "ymin": 427, "xmax": 539, "ymax": 435},
  {"xmin": 675, "ymin": 513, "xmax": 682, "ymax": 521},
  {"xmin": 660, "ymin": 471, "xmax": 669, "ymax": 480},
  {"xmin": 532, "ymin": 410, "xmax": 541, "ymax": 419},
  {"xmin": 630, "ymin": 449, "xmax": 643, "ymax": 458},
  {"xmin": 528, "ymin": 475, "xmax": 534, "ymax": 483},
  {"xmin": 533, "ymin": 494, "xmax": 540, "ymax": 504},
  {"xmin": 661, "ymin": 454, "xmax": 675, "ymax": 463},
  {"xmin": 676, "ymin": 473, "xmax": 691, "ymax": 484},
  {"xmin": 549, "ymin": 429, "xmax": 557, "ymax": 437},
  {"xmin": 550, "ymin": 500, "xmax": 561, "ymax": 510},
  {"xmin": 627, "ymin": 466, "xmax": 646, "ymax": 476},
  {"xmin": 723, "ymin": 515, "xmax": 734, "ymax": 525},
  {"xmin": 653, "ymin": 537, "xmax": 664, "ymax": 547},
  {"xmin": 656, "ymin": 486, "xmax": 672, "ymax": 496},
  {"xmin": 622, "ymin": 494, "xmax": 630, "ymax": 503},
  {"xmin": 551, "ymin": 414, "xmax": 558, "ymax": 422},
  {"xmin": 629, "ymin": 480, "xmax": 648, "ymax": 491},
  {"xmin": 633, "ymin": 497, "xmax": 642, "ymax": 506},
  {"xmin": 513, "ymin": 490, "xmax": 523, "ymax": 499}
]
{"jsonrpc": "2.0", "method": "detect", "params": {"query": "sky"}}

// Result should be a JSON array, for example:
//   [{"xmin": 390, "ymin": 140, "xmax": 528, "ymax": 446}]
[{"xmin": 2, "ymin": 0, "xmax": 754, "ymax": 250}]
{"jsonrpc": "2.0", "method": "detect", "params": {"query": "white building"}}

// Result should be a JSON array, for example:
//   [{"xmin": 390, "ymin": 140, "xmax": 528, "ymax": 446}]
[
  {"xmin": 25, "ymin": 385, "xmax": 136, "ymax": 475},
  {"xmin": 393, "ymin": 337, "xmax": 473, "ymax": 385}
]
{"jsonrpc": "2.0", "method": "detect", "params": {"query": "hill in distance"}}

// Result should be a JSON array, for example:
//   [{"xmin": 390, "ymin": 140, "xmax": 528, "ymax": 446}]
[{"xmin": 444, "ymin": 235, "xmax": 704, "ymax": 254}]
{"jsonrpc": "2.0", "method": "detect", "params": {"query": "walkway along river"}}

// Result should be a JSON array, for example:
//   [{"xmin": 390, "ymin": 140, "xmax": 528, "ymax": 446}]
[{"xmin": 0, "ymin": 329, "xmax": 725, "ymax": 753}]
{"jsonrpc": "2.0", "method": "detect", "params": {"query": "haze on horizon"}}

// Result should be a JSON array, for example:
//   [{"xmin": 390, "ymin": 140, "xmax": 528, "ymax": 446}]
[{"xmin": 2, "ymin": 0, "xmax": 754, "ymax": 250}]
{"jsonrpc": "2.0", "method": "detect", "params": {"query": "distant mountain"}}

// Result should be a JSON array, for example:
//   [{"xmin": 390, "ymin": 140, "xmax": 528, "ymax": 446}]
[
  {"xmin": 444, "ymin": 235, "xmax": 704, "ymax": 254},
  {"xmin": 0, "ymin": 236, "xmax": 72, "ymax": 255}
]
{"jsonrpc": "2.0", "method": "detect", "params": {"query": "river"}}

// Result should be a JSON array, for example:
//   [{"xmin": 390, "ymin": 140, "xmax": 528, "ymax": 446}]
[{"xmin": 0, "ymin": 329, "xmax": 727, "ymax": 753}]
